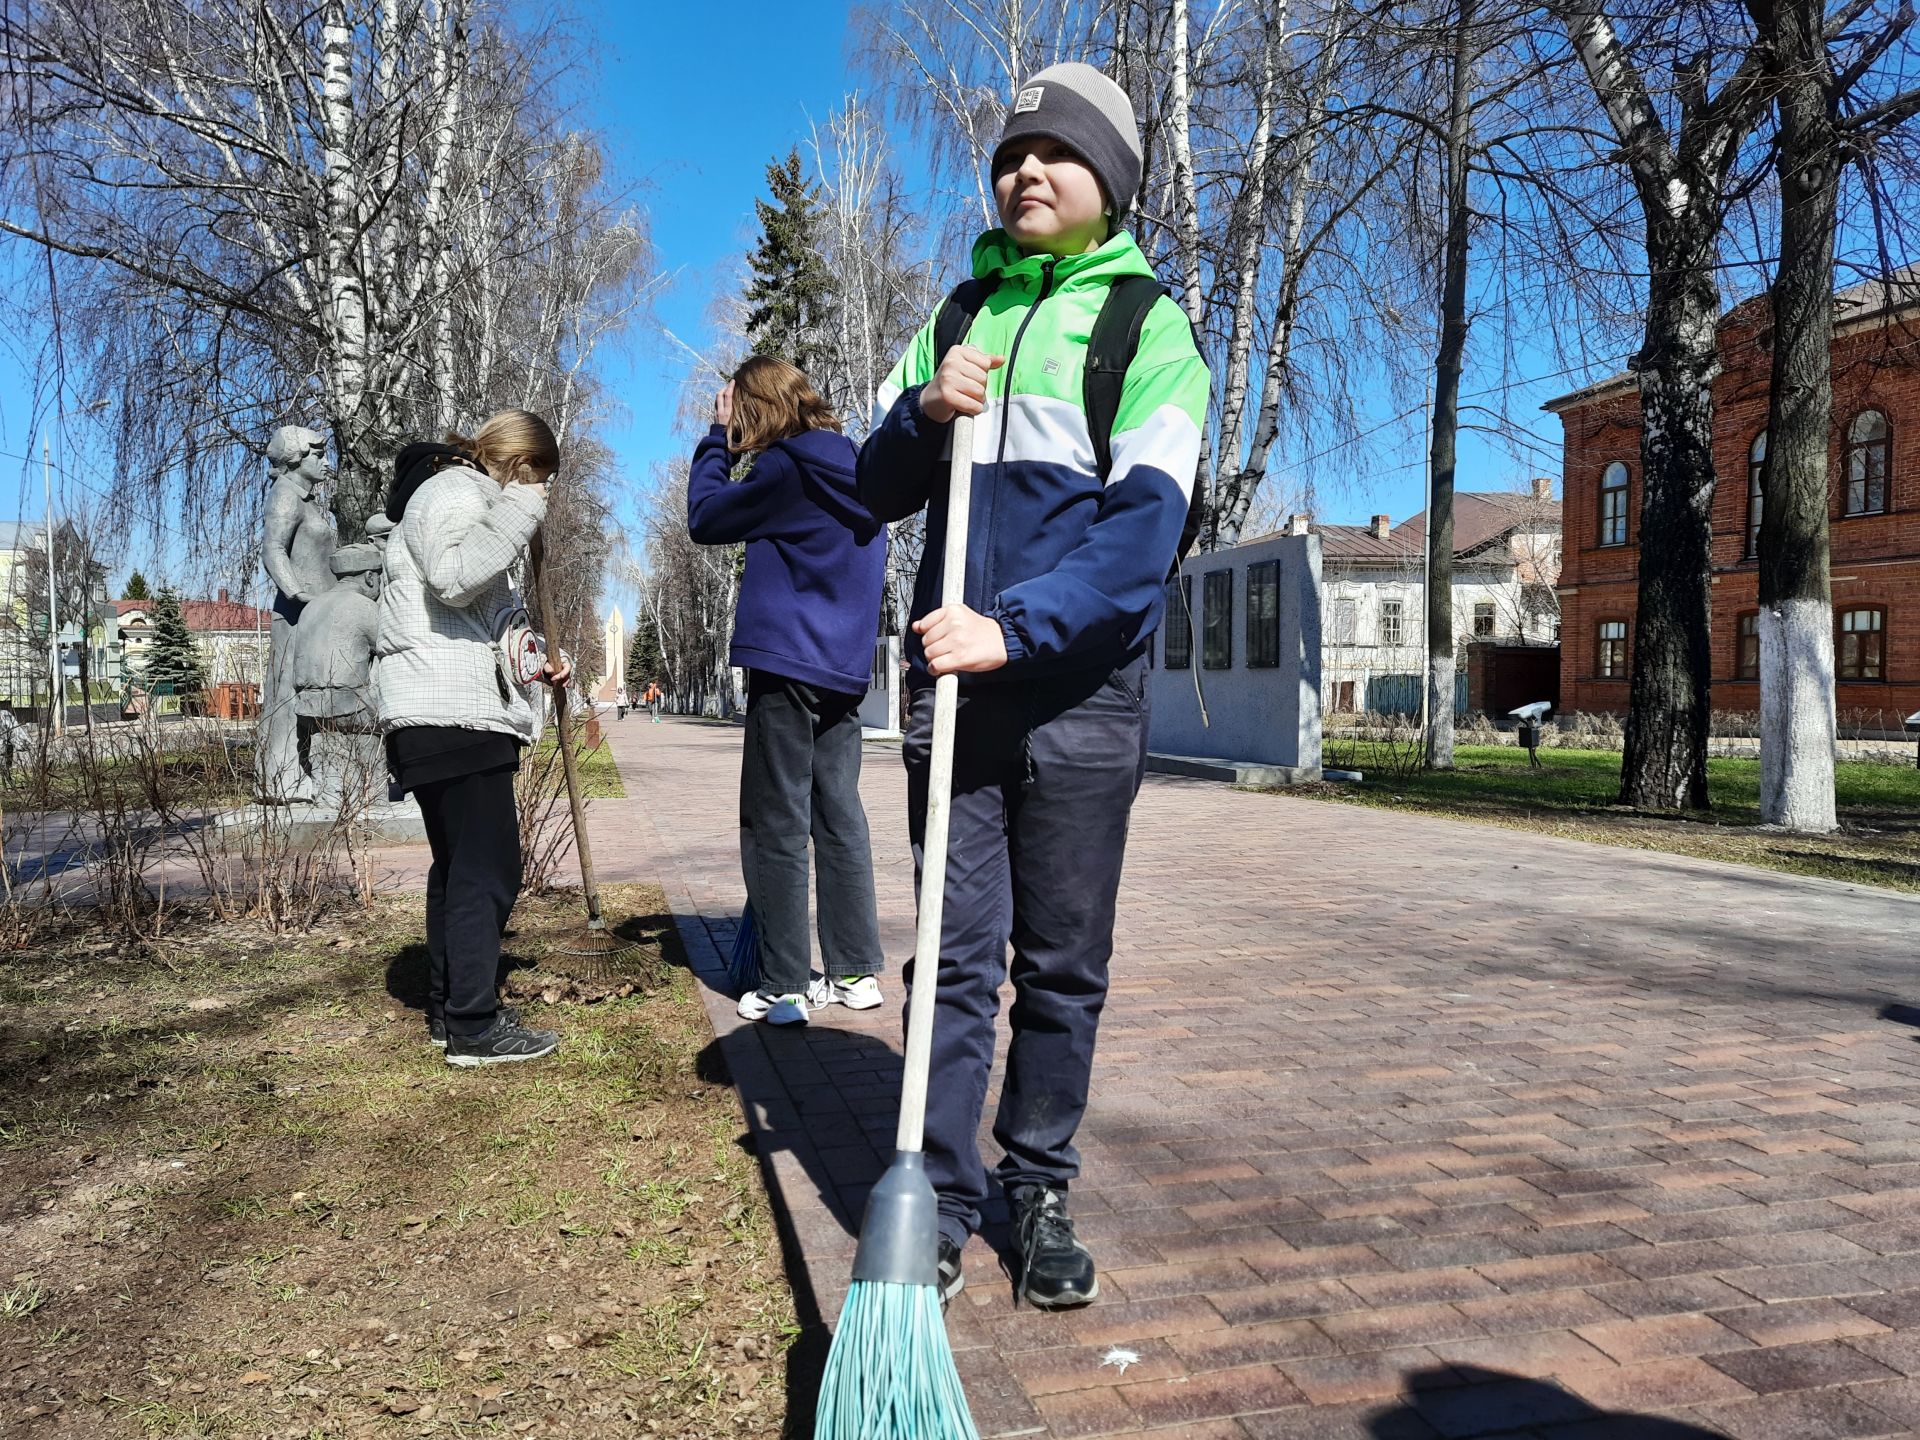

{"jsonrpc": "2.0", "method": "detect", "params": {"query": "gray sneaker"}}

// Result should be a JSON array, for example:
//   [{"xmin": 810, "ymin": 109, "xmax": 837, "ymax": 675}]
[
  {"xmin": 937, "ymin": 1236, "xmax": 966, "ymax": 1306},
  {"xmin": 445, "ymin": 1013, "xmax": 558, "ymax": 1067},
  {"xmin": 1012, "ymin": 1186, "xmax": 1098, "ymax": 1309},
  {"xmin": 429, "ymin": 1004, "xmax": 521, "ymax": 1049}
]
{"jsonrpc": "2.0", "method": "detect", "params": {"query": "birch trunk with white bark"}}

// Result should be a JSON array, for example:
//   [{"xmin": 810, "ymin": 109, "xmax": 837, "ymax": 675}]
[
  {"xmin": 321, "ymin": 3, "xmax": 374, "ymax": 539},
  {"xmin": 1552, "ymin": 0, "xmax": 1767, "ymax": 810}
]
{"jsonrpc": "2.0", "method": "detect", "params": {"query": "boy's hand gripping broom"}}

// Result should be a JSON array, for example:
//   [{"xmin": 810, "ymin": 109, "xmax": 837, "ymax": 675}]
[{"xmin": 813, "ymin": 414, "xmax": 980, "ymax": 1440}]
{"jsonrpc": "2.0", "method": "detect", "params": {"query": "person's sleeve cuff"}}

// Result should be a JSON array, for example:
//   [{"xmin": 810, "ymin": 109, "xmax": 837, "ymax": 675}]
[{"xmin": 995, "ymin": 611, "xmax": 1030, "ymax": 665}]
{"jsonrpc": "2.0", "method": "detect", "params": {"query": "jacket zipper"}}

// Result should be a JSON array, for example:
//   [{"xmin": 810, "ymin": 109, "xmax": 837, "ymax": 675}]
[{"xmin": 983, "ymin": 257, "xmax": 1057, "ymax": 605}]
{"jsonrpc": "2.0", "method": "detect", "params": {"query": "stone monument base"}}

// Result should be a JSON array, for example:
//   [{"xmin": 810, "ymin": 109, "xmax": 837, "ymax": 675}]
[{"xmin": 217, "ymin": 797, "xmax": 428, "ymax": 849}]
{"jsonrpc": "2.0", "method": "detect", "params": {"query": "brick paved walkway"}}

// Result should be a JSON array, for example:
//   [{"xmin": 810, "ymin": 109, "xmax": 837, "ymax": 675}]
[{"xmin": 599, "ymin": 715, "xmax": 1920, "ymax": 1440}]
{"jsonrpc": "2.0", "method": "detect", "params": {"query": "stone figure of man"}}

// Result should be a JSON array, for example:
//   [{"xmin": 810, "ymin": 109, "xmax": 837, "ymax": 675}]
[
  {"xmin": 293, "ymin": 543, "xmax": 385, "ymax": 810},
  {"xmin": 260, "ymin": 425, "xmax": 338, "ymax": 802}
]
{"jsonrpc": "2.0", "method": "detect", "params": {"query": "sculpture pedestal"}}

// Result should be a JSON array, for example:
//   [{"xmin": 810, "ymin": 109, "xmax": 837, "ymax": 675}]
[{"xmin": 217, "ymin": 797, "xmax": 428, "ymax": 849}]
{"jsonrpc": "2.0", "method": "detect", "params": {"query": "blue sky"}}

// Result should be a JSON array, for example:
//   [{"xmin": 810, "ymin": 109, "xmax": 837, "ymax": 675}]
[
  {"xmin": 0, "ymin": 0, "xmax": 1597, "ymax": 604},
  {"xmin": 575, "ymin": 0, "xmax": 861, "ymax": 500}
]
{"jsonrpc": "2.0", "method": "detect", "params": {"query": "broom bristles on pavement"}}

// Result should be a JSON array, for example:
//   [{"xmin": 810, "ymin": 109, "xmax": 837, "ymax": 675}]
[
  {"xmin": 813, "ymin": 1280, "xmax": 979, "ymax": 1440},
  {"xmin": 727, "ymin": 904, "xmax": 761, "ymax": 994}
]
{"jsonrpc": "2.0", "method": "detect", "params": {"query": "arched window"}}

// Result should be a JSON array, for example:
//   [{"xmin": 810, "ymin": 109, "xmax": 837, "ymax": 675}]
[
  {"xmin": 1844, "ymin": 410, "xmax": 1890, "ymax": 516},
  {"xmin": 1747, "ymin": 431, "xmax": 1766, "ymax": 557},
  {"xmin": 1837, "ymin": 606, "xmax": 1886, "ymax": 681},
  {"xmin": 1599, "ymin": 462, "xmax": 1629, "ymax": 546}
]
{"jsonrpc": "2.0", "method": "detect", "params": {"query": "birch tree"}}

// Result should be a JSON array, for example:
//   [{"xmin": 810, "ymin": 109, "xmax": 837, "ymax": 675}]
[
  {"xmin": 0, "ymin": 0, "xmax": 653, "ymax": 572},
  {"xmin": 807, "ymin": 96, "xmax": 942, "ymax": 631}
]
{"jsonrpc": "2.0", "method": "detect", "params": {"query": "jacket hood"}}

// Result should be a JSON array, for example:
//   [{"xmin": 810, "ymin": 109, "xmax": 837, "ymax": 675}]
[
  {"xmin": 386, "ymin": 442, "xmax": 477, "ymax": 523},
  {"xmin": 768, "ymin": 430, "xmax": 876, "ymax": 540},
  {"xmin": 969, "ymin": 227, "xmax": 1155, "ymax": 289}
]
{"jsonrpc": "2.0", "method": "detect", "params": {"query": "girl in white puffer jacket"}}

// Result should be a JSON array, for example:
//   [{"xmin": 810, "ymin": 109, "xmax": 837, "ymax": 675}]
[{"xmin": 375, "ymin": 408, "xmax": 572, "ymax": 1068}]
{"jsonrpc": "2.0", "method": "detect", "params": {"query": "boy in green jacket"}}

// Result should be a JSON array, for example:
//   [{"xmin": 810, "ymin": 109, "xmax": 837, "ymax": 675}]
[{"xmin": 857, "ymin": 62, "xmax": 1211, "ymax": 1311}]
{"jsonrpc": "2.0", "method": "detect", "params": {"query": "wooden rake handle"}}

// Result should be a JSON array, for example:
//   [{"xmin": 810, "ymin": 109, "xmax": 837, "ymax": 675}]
[
  {"xmin": 896, "ymin": 411, "xmax": 973, "ymax": 1156},
  {"xmin": 531, "ymin": 552, "xmax": 604, "ymax": 926}
]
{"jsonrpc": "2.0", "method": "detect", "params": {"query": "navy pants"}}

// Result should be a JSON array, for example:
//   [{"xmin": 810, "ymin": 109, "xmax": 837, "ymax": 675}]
[{"xmin": 904, "ymin": 656, "xmax": 1149, "ymax": 1247}]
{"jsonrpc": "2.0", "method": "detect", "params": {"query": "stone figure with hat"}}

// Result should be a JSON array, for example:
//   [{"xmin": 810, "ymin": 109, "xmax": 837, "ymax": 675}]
[
  {"xmin": 260, "ymin": 425, "xmax": 338, "ymax": 802},
  {"xmin": 291, "ymin": 541, "xmax": 385, "ymax": 810}
]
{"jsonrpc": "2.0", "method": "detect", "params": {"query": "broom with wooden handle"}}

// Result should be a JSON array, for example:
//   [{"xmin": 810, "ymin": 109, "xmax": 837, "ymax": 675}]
[{"xmin": 812, "ymin": 414, "xmax": 979, "ymax": 1440}]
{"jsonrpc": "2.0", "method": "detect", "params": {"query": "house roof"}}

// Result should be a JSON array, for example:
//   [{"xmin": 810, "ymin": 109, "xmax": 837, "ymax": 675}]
[
  {"xmin": 0, "ymin": 521, "xmax": 47, "ymax": 552},
  {"xmin": 1257, "ymin": 492, "xmax": 1559, "ymax": 564},
  {"xmin": 1394, "ymin": 492, "xmax": 1560, "ymax": 557},
  {"xmin": 1541, "ymin": 267, "xmax": 1920, "ymax": 414},
  {"xmin": 114, "ymin": 596, "xmax": 272, "ymax": 632}
]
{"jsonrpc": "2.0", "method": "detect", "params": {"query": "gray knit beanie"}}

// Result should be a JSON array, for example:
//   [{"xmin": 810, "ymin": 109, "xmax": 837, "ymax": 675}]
[{"xmin": 996, "ymin": 62, "xmax": 1144, "ymax": 219}]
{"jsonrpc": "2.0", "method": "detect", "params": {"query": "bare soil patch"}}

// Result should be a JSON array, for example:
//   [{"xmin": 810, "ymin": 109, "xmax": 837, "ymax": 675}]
[{"xmin": 0, "ymin": 883, "xmax": 795, "ymax": 1439}]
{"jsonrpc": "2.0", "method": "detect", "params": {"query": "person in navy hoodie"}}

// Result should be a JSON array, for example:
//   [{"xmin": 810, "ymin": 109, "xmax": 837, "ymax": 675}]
[{"xmin": 688, "ymin": 355, "xmax": 889, "ymax": 1026}]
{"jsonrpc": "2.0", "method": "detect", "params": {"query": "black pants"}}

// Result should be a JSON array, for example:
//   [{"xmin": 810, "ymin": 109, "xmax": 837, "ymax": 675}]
[
  {"xmin": 415, "ymin": 766, "xmax": 522, "ymax": 1038},
  {"xmin": 904, "ymin": 657, "xmax": 1149, "ymax": 1247},
  {"xmin": 740, "ymin": 671, "xmax": 885, "ymax": 995}
]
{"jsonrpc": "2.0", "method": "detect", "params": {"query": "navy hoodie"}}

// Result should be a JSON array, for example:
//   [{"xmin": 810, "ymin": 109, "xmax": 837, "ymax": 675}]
[{"xmin": 687, "ymin": 426, "xmax": 886, "ymax": 695}]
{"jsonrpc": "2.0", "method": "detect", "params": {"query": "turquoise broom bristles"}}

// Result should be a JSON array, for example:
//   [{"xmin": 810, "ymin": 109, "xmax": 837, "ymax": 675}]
[{"xmin": 814, "ymin": 1282, "xmax": 979, "ymax": 1440}]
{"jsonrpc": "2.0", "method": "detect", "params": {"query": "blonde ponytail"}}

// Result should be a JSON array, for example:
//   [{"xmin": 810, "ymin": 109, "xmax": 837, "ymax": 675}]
[{"xmin": 450, "ymin": 408, "xmax": 560, "ymax": 485}]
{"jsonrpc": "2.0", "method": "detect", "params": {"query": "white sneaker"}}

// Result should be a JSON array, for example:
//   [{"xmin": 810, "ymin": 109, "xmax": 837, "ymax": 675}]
[
  {"xmin": 737, "ymin": 977, "xmax": 830, "ymax": 1024},
  {"xmin": 829, "ymin": 975, "xmax": 884, "ymax": 1010}
]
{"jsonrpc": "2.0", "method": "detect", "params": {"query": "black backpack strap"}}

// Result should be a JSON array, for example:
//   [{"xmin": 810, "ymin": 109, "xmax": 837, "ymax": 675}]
[
  {"xmin": 932, "ymin": 277, "xmax": 999, "ymax": 373},
  {"xmin": 1084, "ymin": 276, "xmax": 1206, "ymax": 573},
  {"xmin": 1084, "ymin": 275, "xmax": 1164, "ymax": 481}
]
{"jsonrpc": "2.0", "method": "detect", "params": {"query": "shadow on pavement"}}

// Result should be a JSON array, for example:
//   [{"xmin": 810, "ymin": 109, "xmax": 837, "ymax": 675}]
[
  {"xmin": 1367, "ymin": 1367, "xmax": 1731, "ymax": 1437},
  {"xmin": 697, "ymin": 1032, "xmax": 883, "ymax": 1438}
]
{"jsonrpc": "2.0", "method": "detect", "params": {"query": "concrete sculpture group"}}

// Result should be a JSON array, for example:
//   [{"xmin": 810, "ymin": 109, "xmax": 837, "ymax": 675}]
[{"xmin": 258, "ymin": 423, "xmax": 389, "ymax": 813}]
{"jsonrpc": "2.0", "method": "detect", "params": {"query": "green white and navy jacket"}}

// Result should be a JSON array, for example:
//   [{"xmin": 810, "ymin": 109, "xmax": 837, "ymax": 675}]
[{"xmin": 857, "ymin": 228, "xmax": 1211, "ymax": 684}]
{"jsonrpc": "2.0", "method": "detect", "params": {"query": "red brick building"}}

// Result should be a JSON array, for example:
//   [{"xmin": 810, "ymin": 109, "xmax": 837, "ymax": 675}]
[{"xmin": 1546, "ymin": 276, "xmax": 1920, "ymax": 726}]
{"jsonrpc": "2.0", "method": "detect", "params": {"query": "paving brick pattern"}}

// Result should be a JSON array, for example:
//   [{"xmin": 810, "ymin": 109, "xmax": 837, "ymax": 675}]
[{"xmin": 593, "ymin": 716, "xmax": 1920, "ymax": 1439}]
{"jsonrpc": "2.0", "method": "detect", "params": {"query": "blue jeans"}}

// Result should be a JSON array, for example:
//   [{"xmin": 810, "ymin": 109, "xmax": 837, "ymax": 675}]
[{"xmin": 903, "ymin": 656, "xmax": 1149, "ymax": 1245}]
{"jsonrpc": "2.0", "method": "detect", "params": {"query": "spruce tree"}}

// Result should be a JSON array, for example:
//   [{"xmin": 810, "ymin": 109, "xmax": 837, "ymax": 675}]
[
  {"xmin": 145, "ymin": 588, "xmax": 206, "ymax": 696},
  {"xmin": 123, "ymin": 570, "xmax": 151, "ymax": 601},
  {"xmin": 743, "ymin": 149, "xmax": 836, "ymax": 378},
  {"xmin": 628, "ymin": 614, "xmax": 665, "ymax": 690}
]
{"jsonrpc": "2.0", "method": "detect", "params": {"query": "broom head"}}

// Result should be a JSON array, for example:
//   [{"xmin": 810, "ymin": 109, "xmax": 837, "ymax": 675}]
[
  {"xmin": 727, "ymin": 903, "xmax": 761, "ymax": 995},
  {"xmin": 813, "ymin": 1150, "xmax": 978, "ymax": 1439}
]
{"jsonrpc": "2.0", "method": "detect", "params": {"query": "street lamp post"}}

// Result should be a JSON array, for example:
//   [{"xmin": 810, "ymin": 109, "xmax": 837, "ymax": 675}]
[
  {"xmin": 43, "ymin": 399, "xmax": 109, "ymax": 737},
  {"xmin": 41, "ymin": 435, "xmax": 61, "ymax": 738}
]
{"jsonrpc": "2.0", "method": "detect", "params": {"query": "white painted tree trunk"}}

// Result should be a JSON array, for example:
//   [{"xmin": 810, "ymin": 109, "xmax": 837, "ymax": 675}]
[{"xmin": 1759, "ymin": 601, "xmax": 1838, "ymax": 831}]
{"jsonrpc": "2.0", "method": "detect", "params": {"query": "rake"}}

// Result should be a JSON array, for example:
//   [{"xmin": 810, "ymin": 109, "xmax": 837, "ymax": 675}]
[{"xmin": 529, "ymin": 551, "xmax": 641, "ymax": 976}]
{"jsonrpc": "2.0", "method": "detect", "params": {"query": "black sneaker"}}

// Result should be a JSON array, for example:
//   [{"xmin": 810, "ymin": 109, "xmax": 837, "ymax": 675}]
[
  {"xmin": 1011, "ymin": 1187, "xmax": 1098, "ymax": 1309},
  {"xmin": 428, "ymin": 1005, "xmax": 520, "ymax": 1049},
  {"xmin": 937, "ymin": 1236, "xmax": 966, "ymax": 1307},
  {"xmin": 444, "ymin": 1012, "xmax": 558, "ymax": 1068}
]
